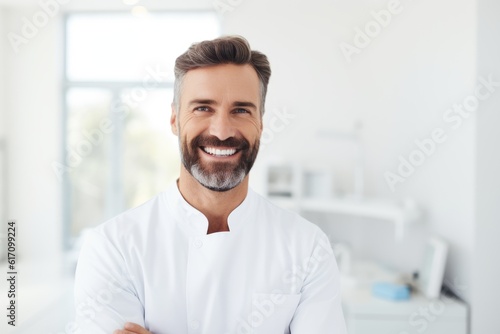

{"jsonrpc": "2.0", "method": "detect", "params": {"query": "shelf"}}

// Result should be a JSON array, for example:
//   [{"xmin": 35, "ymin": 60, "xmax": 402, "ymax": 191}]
[
  {"xmin": 268, "ymin": 196, "xmax": 420, "ymax": 240},
  {"xmin": 262, "ymin": 161, "xmax": 421, "ymax": 240}
]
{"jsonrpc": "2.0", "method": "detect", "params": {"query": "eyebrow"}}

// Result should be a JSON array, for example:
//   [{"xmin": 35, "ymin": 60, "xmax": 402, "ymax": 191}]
[
  {"xmin": 188, "ymin": 99, "xmax": 257, "ymax": 110},
  {"xmin": 233, "ymin": 101, "xmax": 258, "ymax": 109},
  {"xmin": 188, "ymin": 99, "xmax": 217, "ymax": 107}
]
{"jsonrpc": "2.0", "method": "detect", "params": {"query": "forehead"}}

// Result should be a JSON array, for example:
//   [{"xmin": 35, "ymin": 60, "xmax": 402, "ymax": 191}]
[{"xmin": 181, "ymin": 64, "xmax": 261, "ymax": 104}]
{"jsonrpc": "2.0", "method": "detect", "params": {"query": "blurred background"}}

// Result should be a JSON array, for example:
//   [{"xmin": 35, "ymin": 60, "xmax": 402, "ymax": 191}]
[{"xmin": 0, "ymin": 0, "xmax": 498, "ymax": 333}]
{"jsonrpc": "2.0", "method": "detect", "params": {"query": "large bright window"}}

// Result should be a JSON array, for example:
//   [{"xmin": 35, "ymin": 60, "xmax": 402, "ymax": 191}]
[{"xmin": 63, "ymin": 12, "xmax": 220, "ymax": 246}]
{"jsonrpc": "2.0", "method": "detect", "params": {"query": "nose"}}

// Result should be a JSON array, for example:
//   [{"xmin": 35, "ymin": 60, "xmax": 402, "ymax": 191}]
[{"xmin": 208, "ymin": 112, "xmax": 237, "ymax": 141}]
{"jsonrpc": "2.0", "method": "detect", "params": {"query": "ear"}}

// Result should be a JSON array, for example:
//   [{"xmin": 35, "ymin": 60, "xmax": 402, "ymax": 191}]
[{"xmin": 170, "ymin": 103, "xmax": 178, "ymax": 136}]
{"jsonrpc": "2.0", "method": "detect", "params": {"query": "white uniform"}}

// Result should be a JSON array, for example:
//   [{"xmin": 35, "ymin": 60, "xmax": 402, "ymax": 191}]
[{"xmin": 74, "ymin": 182, "xmax": 347, "ymax": 334}]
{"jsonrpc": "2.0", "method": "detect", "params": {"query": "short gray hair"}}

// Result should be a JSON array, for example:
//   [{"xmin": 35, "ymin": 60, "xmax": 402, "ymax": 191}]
[{"xmin": 173, "ymin": 35, "xmax": 271, "ymax": 115}]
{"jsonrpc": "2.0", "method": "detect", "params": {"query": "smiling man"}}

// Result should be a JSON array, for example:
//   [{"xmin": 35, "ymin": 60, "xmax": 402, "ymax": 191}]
[{"xmin": 74, "ymin": 36, "xmax": 347, "ymax": 334}]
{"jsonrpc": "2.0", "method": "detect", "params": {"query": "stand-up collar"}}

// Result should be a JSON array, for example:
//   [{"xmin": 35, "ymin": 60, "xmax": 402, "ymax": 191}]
[{"xmin": 164, "ymin": 180, "xmax": 255, "ymax": 236}]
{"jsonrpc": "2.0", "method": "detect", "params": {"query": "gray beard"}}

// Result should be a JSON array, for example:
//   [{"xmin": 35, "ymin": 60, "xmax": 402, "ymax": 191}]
[{"xmin": 189, "ymin": 162, "xmax": 246, "ymax": 192}]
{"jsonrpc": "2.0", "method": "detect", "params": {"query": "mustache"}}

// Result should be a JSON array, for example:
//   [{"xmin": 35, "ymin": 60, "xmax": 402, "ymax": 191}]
[{"xmin": 191, "ymin": 135, "xmax": 250, "ymax": 150}]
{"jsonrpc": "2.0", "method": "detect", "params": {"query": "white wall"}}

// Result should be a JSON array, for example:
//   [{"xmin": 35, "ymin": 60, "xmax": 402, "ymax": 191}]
[
  {"xmin": 3, "ymin": 6, "xmax": 63, "ymax": 265},
  {"xmin": 0, "ymin": 8, "xmax": 6, "ymax": 235},
  {"xmin": 473, "ymin": 0, "xmax": 500, "ymax": 332},
  {"xmin": 225, "ymin": 0, "xmax": 476, "ymax": 300},
  {"xmin": 0, "ymin": 6, "xmax": 5, "ymax": 134},
  {"xmin": 0, "ymin": 8, "xmax": 5, "ymax": 138},
  {"xmin": 1, "ymin": 11, "xmax": 67, "ymax": 332}
]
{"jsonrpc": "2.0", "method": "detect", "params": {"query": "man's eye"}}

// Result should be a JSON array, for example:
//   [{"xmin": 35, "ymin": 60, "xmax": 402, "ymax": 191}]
[
  {"xmin": 234, "ymin": 108, "xmax": 250, "ymax": 114},
  {"xmin": 195, "ymin": 106, "xmax": 210, "ymax": 112}
]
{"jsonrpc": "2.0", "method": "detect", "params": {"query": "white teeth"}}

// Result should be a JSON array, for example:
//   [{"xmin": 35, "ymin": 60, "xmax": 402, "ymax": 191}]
[{"xmin": 203, "ymin": 147, "xmax": 237, "ymax": 156}]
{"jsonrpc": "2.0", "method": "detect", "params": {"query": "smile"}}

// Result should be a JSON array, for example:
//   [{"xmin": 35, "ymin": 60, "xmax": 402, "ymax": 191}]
[{"xmin": 201, "ymin": 146, "xmax": 239, "ymax": 157}]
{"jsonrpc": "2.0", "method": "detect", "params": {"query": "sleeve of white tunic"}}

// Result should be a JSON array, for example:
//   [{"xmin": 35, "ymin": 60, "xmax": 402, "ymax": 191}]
[
  {"xmin": 73, "ymin": 230, "xmax": 145, "ymax": 333},
  {"xmin": 289, "ymin": 232, "xmax": 348, "ymax": 334}
]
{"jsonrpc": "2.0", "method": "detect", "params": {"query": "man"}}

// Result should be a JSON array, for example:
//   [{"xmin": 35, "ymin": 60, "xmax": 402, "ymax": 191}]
[{"xmin": 74, "ymin": 35, "xmax": 347, "ymax": 334}]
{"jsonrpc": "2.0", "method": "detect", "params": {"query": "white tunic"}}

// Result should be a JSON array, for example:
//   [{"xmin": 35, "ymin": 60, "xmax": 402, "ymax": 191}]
[{"xmin": 74, "ymin": 182, "xmax": 347, "ymax": 334}]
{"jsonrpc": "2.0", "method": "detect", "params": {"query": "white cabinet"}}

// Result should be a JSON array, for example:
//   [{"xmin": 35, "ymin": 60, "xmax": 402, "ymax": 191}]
[{"xmin": 342, "ymin": 288, "xmax": 468, "ymax": 334}]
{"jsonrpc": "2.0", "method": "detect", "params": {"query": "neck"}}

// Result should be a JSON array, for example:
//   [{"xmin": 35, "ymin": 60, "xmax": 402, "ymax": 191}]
[{"xmin": 177, "ymin": 166, "xmax": 249, "ymax": 234}]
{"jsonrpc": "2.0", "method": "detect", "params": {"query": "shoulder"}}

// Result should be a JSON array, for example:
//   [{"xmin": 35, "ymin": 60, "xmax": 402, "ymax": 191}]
[{"xmin": 91, "ymin": 191, "xmax": 167, "ymax": 245}]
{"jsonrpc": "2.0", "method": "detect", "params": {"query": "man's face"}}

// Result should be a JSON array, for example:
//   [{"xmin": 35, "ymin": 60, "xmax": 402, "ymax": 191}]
[{"xmin": 171, "ymin": 64, "xmax": 263, "ymax": 192}]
